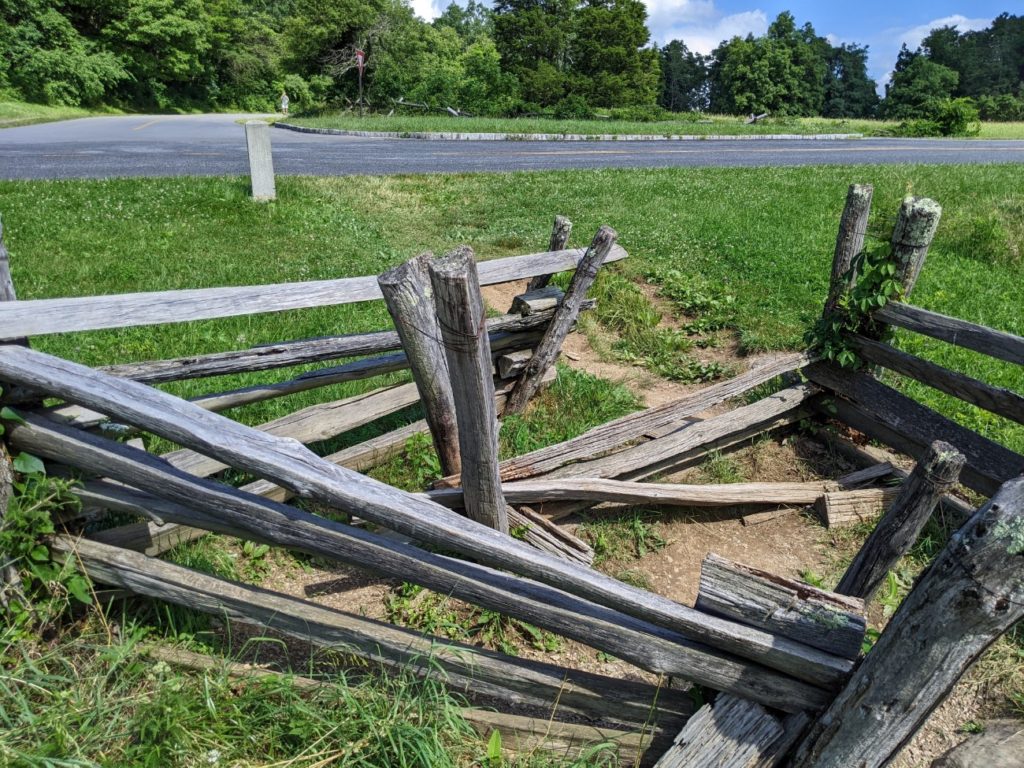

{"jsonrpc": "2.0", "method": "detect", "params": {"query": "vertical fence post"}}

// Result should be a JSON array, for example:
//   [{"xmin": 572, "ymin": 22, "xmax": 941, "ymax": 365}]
[
  {"xmin": 822, "ymin": 183, "xmax": 873, "ymax": 318},
  {"xmin": 245, "ymin": 121, "xmax": 276, "ymax": 202},
  {"xmin": 888, "ymin": 196, "xmax": 942, "ymax": 300},
  {"xmin": 378, "ymin": 253, "xmax": 462, "ymax": 477},
  {"xmin": 0, "ymin": 216, "xmax": 24, "ymax": 601},
  {"xmin": 527, "ymin": 215, "xmax": 573, "ymax": 292},
  {"xmin": 836, "ymin": 440, "xmax": 965, "ymax": 601},
  {"xmin": 428, "ymin": 247, "xmax": 509, "ymax": 534},
  {"xmin": 504, "ymin": 225, "xmax": 617, "ymax": 416},
  {"xmin": 791, "ymin": 476, "xmax": 1024, "ymax": 768}
]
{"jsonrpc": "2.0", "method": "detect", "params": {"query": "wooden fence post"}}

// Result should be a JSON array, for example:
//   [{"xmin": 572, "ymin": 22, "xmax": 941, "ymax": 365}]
[
  {"xmin": 836, "ymin": 440, "xmax": 965, "ymax": 601},
  {"xmin": 790, "ymin": 476, "xmax": 1024, "ymax": 768},
  {"xmin": 527, "ymin": 215, "xmax": 573, "ymax": 291},
  {"xmin": 505, "ymin": 225, "xmax": 617, "ymax": 415},
  {"xmin": 428, "ymin": 247, "xmax": 509, "ymax": 534},
  {"xmin": 822, "ymin": 183, "xmax": 873, "ymax": 318},
  {"xmin": 888, "ymin": 196, "xmax": 942, "ymax": 299},
  {"xmin": 244, "ymin": 121, "xmax": 276, "ymax": 202},
  {"xmin": 378, "ymin": 254, "xmax": 461, "ymax": 476}
]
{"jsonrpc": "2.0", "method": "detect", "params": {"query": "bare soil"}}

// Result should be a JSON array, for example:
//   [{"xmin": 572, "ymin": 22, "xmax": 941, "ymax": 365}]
[{"xmin": 214, "ymin": 279, "xmax": 1014, "ymax": 766}]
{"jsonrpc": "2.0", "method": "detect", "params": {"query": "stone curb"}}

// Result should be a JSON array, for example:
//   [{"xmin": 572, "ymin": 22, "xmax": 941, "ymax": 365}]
[{"xmin": 273, "ymin": 122, "xmax": 863, "ymax": 142}]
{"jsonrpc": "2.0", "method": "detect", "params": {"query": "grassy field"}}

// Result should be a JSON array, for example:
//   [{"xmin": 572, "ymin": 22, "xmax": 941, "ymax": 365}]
[
  {"xmin": 289, "ymin": 112, "xmax": 1024, "ymax": 139},
  {"xmin": 1, "ymin": 164, "xmax": 1022, "ymax": 763},
  {"xmin": 0, "ymin": 163, "xmax": 1019, "ymax": 450},
  {"xmin": 0, "ymin": 100, "xmax": 117, "ymax": 129}
]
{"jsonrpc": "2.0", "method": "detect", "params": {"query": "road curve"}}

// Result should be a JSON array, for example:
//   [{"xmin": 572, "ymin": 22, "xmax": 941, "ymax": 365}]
[{"xmin": 2, "ymin": 113, "xmax": 1023, "ymax": 180}]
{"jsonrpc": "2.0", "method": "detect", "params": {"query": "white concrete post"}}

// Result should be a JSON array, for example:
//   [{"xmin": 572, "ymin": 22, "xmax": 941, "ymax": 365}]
[{"xmin": 245, "ymin": 120, "xmax": 276, "ymax": 202}]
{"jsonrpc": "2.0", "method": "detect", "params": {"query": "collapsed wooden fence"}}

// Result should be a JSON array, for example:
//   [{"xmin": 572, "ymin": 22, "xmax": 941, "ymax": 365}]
[{"xmin": 0, "ymin": 197, "xmax": 1021, "ymax": 767}]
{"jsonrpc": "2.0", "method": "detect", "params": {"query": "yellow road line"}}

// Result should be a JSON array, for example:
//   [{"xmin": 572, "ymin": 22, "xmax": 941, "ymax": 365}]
[{"xmin": 132, "ymin": 119, "xmax": 163, "ymax": 131}]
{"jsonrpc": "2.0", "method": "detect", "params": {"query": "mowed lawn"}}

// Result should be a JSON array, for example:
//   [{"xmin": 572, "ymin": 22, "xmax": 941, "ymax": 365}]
[{"xmin": 0, "ymin": 163, "xmax": 1020, "ymax": 452}]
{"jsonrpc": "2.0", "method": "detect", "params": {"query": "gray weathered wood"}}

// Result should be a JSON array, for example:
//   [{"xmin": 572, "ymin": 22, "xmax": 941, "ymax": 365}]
[
  {"xmin": 814, "ymin": 488, "xmax": 902, "ymax": 528},
  {"xmin": 497, "ymin": 349, "xmax": 534, "ymax": 379},
  {"xmin": 507, "ymin": 505, "xmax": 594, "ymax": 566},
  {"xmin": 696, "ymin": 553, "xmax": 866, "ymax": 660},
  {"xmin": 429, "ymin": 248, "xmax": 508, "ymax": 533},
  {"xmin": 887, "ymin": 196, "xmax": 942, "ymax": 299},
  {"xmin": 0, "ymin": 443, "xmax": 23, "ymax": 603},
  {"xmin": 527, "ymin": 215, "xmax": 573, "ymax": 291},
  {"xmin": 835, "ymin": 461, "xmax": 895, "ymax": 488},
  {"xmin": 822, "ymin": 183, "xmax": 873, "ymax": 317},
  {"xmin": 379, "ymin": 253, "xmax": 461, "ymax": 476},
  {"xmin": 505, "ymin": 226, "xmax": 616, "ymax": 415},
  {"xmin": 0, "ymin": 214, "xmax": 18, "ymax": 303},
  {"xmin": 245, "ymin": 121, "xmax": 276, "ymax": 201},
  {"xmin": 805, "ymin": 363, "xmax": 1024, "ymax": 496},
  {"xmin": 54, "ymin": 535, "xmax": 692, "ymax": 728},
  {"xmin": 430, "ymin": 479, "xmax": 842, "ymax": 509},
  {"xmin": 0, "ymin": 245, "xmax": 627, "ymax": 339},
  {"xmin": 91, "ymin": 518, "xmax": 209, "ymax": 556},
  {"xmin": 849, "ymin": 335, "xmax": 1024, "ymax": 426},
  {"xmin": 817, "ymin": 430, "xmax": 976, "ymax": 527},
  {"xmin": 511, "ymin": 287, "xmax": 564, "ymax": 316},
  {"xmin": 16, "ymin": 418, "xmax": 835, "ymax": 711},
  {"xmin": 0, "ymin": 347, "xmax": 851, "ymax": 695},
  {"xmin": 837, "ymin": 440, "xmax": 965, "ymax": 601},
  {"xmin": 873, "ymin": 302, "xmax": 1024, "ymax": 366},
  {"xmin": 551, "ymin": 383, "xmax": 817, "ymax": 482},
  {"xmin": 791, "ymin": 476, "xmax": 1024, "ymax": 768},
  {"xmin": 653, "ymin": 694, "xmax": 789, "ymax": 768},
  {"xmin": 438, "ymin": 352, "xmax": 813, "ymax": 487},
  {"xmin": 100, "ymin": 307, "xmax": 567, "ymax": 386}
]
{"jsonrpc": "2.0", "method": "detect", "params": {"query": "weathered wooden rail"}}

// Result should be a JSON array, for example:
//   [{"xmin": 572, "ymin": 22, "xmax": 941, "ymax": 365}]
[{"xmin": 1, "ymin": 196, "xmax": 1022, "ymax": 768}]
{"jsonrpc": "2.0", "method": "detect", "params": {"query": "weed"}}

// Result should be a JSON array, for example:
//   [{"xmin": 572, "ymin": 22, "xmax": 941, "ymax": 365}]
[
  {"xmin": 580, "ymin": 509, "xmax": 667, "ymax": 566},
  {"xmin": 699, "ymin": 451, "xmax": 746, "ymax": 484}
]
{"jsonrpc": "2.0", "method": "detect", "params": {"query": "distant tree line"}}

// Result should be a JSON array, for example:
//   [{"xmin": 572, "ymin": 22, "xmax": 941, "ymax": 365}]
[{"xmin": 1, "ymin": 2, "xmax": 1021, "ymax": 122}]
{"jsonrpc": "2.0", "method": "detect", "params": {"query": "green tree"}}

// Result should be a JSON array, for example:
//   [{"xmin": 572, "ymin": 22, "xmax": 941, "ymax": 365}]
[
  {"xmin": 492, "ymin": 0, "xmax": 574, "ymax": 108},
  {"xmin": 823, "ymin": 43, "xmax": 878, "ymax": 118},
  {"xmin": 434, "ymin": 0, "xmax": 492, "ymax": 43},
  {"xmin": 882, "ymin": 46, "xmax": 958, "ymax": 119},
  {"xmin": 571, "ymin": 0, "xmax": 659, "ymax": 108},
  {"xmin": 659, "ymin": 40, "xmax": 708, "ymax": 112}
]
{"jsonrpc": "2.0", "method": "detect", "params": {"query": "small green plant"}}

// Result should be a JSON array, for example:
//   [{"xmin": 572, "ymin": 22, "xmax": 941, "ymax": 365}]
[
  {"xmin": 385, "ymin": 582, "xmax": 465, "ymax": 639},
  {"xmin": 800, "ymin": 569, "xmax": 825, "ymax": 589},
  {"xmin": 580, "ymin": 509, "xmax": 667, "ymax": 566},
  {"xmin": 240, "ymin": 540, "xmax": 272, "ymax": 582},
  {"xmin": 700, "ymin": 451, "xmax": 746, "ymax": 484}
]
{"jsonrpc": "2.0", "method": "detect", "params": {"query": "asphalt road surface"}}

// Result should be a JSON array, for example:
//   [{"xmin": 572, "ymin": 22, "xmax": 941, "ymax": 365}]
[{"xmin": 3, "ymin": 113, "xmax": 1023, "ymax": 180}]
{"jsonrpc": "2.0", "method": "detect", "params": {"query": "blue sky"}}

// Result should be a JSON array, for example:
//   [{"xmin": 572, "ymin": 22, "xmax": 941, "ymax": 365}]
[{"xmin": 411, "ymin": 0, "xmax": 1013, "ymax": 89}]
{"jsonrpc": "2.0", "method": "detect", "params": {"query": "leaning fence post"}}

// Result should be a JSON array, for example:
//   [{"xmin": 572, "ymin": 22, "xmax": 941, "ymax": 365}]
[
  {"xmin": 244, "ymin": 121, "xmax": 276, "ymax": 202},
  {"xmin": 527, "ymin": 215, "xmax": 573, "ymax": 292},
  {"xmin": 822, "ymin": 183, "xmax": 873, "ymax": 318},
  {"xmin": 791, "ymin": 476, "xmax": 1024, "ymax": 768},
  {"xmin": 504, "ymin": 225, "xmax": 617, "ymax": 415},
  {"xmin": 836, "ymin": 440, "xmax": 965, "ymax": 601},
  {"xmin": 378, "ymin": 254, "xmax": 461, "ymax": 477},
  {"xmin": 428, "ymin": 247, "xmax": 509, "ymax": 534}
]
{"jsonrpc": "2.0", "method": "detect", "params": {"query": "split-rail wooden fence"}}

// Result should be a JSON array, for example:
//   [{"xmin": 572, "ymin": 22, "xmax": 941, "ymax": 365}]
[{"xmin": 0, "ymin": 197, "xmax": 1021, "ymax": 767}]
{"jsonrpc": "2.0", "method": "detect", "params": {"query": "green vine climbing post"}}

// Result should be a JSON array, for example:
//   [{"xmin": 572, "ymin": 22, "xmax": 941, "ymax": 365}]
[{"xmin": 822, "ymin": 183, "xmax": 874, "ymax": 319}]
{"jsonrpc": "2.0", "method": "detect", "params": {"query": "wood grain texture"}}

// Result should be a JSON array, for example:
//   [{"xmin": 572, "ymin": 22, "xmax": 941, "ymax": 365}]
[
  {"xmin": 822, "ymin": 183, "xmax": 873, "ymax": 318},
  {"xmin": 791, "ymin": 477, "xmax": 1024, "ymax": 768},
  {"xmin": 814, "ymin": 488, "xmax": 902, "ymax": 529},
  {"xmin": 505, "ymin": 226, "xmax": 616, "ymax": 415},
  {"xmin": 837, "ymin": 441, "xmax": 965, "ymax": 601},
  {"xmin": 806, "ymin": 363, "xmax": 1024, "ymax": 496},
  {"xmin": 696, "ymin": 554, "xmax": 866, "ymax": 661},
  {"xmin": 429, "ymin": 248, "xmax": 508, "ymax": 533},
  {"xmin": 379, "ymin": 253, "xmax": 461, "ymax": 476},
  {"xmin": 550, "ymin": 384, "xmax": 817, "ymax": 481},
  {"xmin": 53, "ymin": 535, "xmax": 692, "ymax": 728},
  {"xmin": 0, "ymin": 347, "xmax": 850, "ymax": 697},
  {"xmin": 497, "ymin": 349, "xmax": 533, "ymax": 379},
  {"xmin": 889, "ymin": 196, "xmax": 942, "ymax": 299},
  {"xmin": 653, "ymin": 694, "xmax": 788, "ymax": 768},
  {"xmin": 17, "ymin": 416, "xmax": 836, "ymax": 711},
  {"xmin": 100, "ymin": 306, "xmax": 567, "ymax": 385},
  {"xmin": 0, "ymin": 245, "xmax": 626, "ymax": 339},
  {"xmin": 873, "ymin": 302, "xmax": 1024, "ymax": 366},
  {"xmin": 849, "ymin": 335, "xmax": 1024, "ymax": 425},
  {"xmin": 526, "ymin": 215, "xmax": 574, "ymax": 292},
  {"xmin": 429, "ymin": 479, "xmax": 840, "ymax": 509},
  {"xmin": 511, "ymin": 287, "xmax": 564, "ymax": 316}
]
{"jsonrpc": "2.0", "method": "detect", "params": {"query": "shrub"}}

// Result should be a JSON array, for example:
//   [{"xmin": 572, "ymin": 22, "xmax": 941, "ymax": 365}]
[
  {"xmin": 932, "ymin": 97, "xmax": 980, "ymax": 137},
  {"xmin": 553, "ymin": 94, "xmax": 594, "ymax": 120}
]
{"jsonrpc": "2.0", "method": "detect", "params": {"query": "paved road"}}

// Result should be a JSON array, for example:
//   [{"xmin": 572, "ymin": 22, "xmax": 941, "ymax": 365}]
[{"xmin": 2, "ymin": 113, "xmax": 1023, "ymax": 180}]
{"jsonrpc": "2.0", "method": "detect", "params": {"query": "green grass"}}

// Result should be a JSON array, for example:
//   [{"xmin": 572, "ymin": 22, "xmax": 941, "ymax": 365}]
[
  {"xmin": 290, "ymin": 112, "xmax": 1024, "ymax": 139},
  {"xmin": 0, "ymin": 164, "xmax": 1020, "ymax": 454},
  {"xmin": 0, "ymin": 100, "xmax": 115, "ymax": 129}
]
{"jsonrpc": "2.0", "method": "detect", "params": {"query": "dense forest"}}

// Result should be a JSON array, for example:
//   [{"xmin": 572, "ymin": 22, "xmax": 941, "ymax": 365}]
[{"xmin": 1, "ymin": 1, "xmax": 1022, "ymax": 121}]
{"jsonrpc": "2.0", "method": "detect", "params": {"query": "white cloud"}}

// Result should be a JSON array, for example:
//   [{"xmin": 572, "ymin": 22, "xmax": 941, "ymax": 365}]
[
  {"xmin": 895, "ymin": 14, "xmax": 991, "ymax": 52},
  {"xmin": 653, "ymin": 8, "xmax": 769, "ymax": 53},
  {"xmin": 868, "ymin": 14, "xmax": 991, "ymax": 91},
  {"xmin": 410, "ymin": 0, "xmax": 446, "ymax": 21}
]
